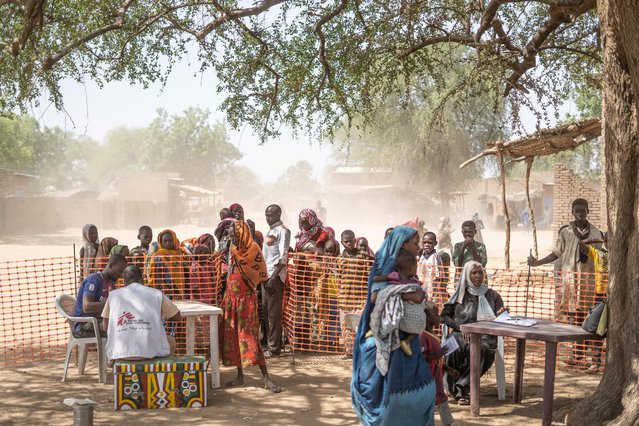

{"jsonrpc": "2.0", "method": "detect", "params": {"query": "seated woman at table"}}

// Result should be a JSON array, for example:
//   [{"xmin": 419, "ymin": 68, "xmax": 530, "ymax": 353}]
[
  {"xmin": 222, "ymin": 219, "xmax": 281, "ymax": 393},
  {"xmin": 442, "ymin": 260, "xmax": 507, "ymax": 405}
]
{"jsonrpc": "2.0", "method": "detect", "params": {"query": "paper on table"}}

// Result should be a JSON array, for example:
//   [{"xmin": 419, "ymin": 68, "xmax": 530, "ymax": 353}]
[
  {"xmin": 441, "ymin": 335, "xmax": 460, "ymax": 355},
  {"xmin": 493, "ymin": 311, "xmax": 537, "ymax": 327}
]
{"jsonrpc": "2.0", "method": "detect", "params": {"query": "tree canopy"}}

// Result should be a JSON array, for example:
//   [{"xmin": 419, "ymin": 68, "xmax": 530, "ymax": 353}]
[
  {"xmin": 1, "ymin": 1, "xmax": 599, "ymax": 141},
  {"xmin": 0, "ymin": 107, "xmax": 240, "ymax": 191}
]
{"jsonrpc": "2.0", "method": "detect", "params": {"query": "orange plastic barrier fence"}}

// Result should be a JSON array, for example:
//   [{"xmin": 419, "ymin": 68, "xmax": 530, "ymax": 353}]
[
  {"xmin": 0, "ymin": 257, "xmax": 76, "ymax": 366},
  {"xmin": 0, "ymin": 253, "xmax": 606, "ymax": 374}
]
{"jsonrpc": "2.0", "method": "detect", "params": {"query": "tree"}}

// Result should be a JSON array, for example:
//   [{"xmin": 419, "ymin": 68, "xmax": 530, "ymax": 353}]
[
  {"xmin": 0, "ymin": 115, "xmax": 96, "ymax": 190},
  {"xmin": 272, "ymin": 160, "xmax": 319, "ymax": 196},
  {"xmin": 144, "ymin": 108, "xmax": 241, "ymax": 187},
  {"xmin": 82, "ymin": 108, "xmax": 241, "ymax": 189},
  {"xmin": 2, "ymin": 1, "xmax": 639, "ymax": 422},
  {"xmin": 337, "ymin": 64, "xmax": 506, "ymax": 213}
]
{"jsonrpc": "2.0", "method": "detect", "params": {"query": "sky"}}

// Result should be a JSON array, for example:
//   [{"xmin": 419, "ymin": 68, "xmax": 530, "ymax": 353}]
[
  {"xmin": 35, "ymin": 54, "xmax": 335, "ymax": 184},
  {"xmin": 34, "ymin": 45, "xmax": 577, "ymax": 185}
]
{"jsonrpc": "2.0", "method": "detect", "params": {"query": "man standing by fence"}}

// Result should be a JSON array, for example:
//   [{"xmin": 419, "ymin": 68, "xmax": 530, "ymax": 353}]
[
  {"xmin": 528, "ymin": 198, "xmax": 603, "ymax": 365},
  {"xmin": 262, "ymin": 204, "xmax": 290, "ymax": 357}
]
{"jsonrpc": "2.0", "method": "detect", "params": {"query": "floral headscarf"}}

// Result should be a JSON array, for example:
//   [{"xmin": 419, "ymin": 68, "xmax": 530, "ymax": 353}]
[{"xmin": 231, "ymin": 220, "xmax": 268, "ymax": 290}]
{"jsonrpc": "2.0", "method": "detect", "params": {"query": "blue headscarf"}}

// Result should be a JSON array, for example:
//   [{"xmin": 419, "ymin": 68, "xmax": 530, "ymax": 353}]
[{"xmin": 351, "ymin": 226, "xmax": 434, "ymax": 426}]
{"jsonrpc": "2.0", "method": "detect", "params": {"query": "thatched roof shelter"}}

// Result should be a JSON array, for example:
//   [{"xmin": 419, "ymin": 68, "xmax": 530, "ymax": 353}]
[
  {"xmin": 459, "ymin": 118, "xmax": 601, "ymax": 268},
  {"xmin": 460, "ymin": 118, "xmax": 601, "ymax": 169}
]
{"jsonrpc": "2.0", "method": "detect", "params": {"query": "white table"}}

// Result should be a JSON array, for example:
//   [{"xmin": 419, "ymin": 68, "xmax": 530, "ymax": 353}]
[{"xmin": 174, "ymin": 300, "xmax": 223, "ymax": 389}]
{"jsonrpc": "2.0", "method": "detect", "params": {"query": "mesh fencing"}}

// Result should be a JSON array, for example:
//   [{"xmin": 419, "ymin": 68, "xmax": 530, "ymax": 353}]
[{"xmin": 0, "ymin": 252, "xmax": 606, "ymax": 373}]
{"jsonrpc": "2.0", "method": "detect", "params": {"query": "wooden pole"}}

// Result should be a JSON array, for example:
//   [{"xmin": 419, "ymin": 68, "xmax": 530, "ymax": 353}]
[
  {"xmin": 525, "ymin": 156, "xmax": 539, "ymax": 258},
  {"xmin": 496, "ymin": 142, "xmax": 510, "ymax": 268}
]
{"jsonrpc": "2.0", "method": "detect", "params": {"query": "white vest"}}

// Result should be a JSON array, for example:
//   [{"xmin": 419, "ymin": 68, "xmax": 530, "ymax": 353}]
[{"xmin": 106, "ymin": 283, "xmax": 170, "ymax": 360}]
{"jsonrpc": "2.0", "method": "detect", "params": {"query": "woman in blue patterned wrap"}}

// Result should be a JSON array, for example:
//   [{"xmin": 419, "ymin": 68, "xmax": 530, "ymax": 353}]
[{"xmin": 351, "ymin": 226, "xmax": 436, "ymax": 425}]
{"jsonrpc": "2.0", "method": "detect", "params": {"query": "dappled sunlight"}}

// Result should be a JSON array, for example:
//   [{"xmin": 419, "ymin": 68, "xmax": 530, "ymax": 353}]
[{"xmin": 0, "ymin": 356, "xmax": 602, "ymax": 425}]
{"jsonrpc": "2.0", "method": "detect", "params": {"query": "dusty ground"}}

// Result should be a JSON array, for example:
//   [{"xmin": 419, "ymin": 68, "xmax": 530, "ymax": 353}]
[
  {"xmin": 1, "ymin": 226, "xmax": 599, "ymax": 425},
  {"xmin": 0, "ymin": 352, "xmax": 598, "ymax": 426}
]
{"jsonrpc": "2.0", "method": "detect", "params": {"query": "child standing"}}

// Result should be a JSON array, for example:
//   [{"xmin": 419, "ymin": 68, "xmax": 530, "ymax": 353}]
[
  {"xmin": 579, "ymin": 232, "xmax": 609, "ymax": 374},
  {"xmin": 130, "ymin": 225, "xmax": 153, "ymax": 258},
  {"xmin": 420, "ymin": 302, "xmax": 456, "ymax": 426},
  {"xmin": 79, "ymin": 224, "xmax": 99, "ymax": 279}
]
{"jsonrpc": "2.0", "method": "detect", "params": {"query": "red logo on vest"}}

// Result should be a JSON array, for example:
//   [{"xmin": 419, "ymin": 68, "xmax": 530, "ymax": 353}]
[{"xmin": 117, "ymin": 311, "xmax": 135, "ymax": 326}]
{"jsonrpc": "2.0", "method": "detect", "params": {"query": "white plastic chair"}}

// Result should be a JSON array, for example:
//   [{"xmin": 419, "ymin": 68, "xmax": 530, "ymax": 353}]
[
  {"xmin": 54, "ymin": 294, "xmax": 107, "ymax": 384},
  {"xmin": 494, "ymin": 335, "xmax": 506, "ymax": 400},
  {"xmin": 344, "ymin": 313, "xmax": 361, "ymax": 334}
]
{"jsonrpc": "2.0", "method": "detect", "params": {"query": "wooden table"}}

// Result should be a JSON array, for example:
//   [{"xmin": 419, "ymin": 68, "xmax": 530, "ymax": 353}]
[
  {"xmin": 460, "ymin": 319, "xmax": 602, "ymax": 426},
  {"xmin": 174, "ymin": 300, "xmax": 223, "ymax": 389}
]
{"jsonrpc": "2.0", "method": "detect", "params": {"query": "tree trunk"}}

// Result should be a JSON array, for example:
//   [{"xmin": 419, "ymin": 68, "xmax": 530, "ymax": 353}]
[{"xmin": 568, "ymin": 1, "xmax": 639, "ymax": 424}]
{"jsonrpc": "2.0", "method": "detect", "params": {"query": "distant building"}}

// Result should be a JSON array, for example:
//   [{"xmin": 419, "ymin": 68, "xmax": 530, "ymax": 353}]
[{"xmin": 0, "ymin": 168, "xmax": 36, "ymax": 197}]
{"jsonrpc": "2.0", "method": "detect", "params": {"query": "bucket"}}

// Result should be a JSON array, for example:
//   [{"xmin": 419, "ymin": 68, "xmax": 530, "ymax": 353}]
[{"xmin": 72, "ymin": 404, "xmax": 94, "ymax": 426}]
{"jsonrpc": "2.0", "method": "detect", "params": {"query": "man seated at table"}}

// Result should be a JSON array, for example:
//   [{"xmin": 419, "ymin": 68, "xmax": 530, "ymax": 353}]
[
  {"xmin": 102, "ymin": 265, "xmax": 182, "ymax": 360},
  {"xmin": 72, "ymin": 253, "xmax": 127, "ymax": 338}
]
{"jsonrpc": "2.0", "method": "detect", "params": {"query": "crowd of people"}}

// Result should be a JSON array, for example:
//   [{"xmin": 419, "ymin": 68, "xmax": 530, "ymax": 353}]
[{"xmin": 71, "ymin": 197, "xmax": 609, "ymax": 425}]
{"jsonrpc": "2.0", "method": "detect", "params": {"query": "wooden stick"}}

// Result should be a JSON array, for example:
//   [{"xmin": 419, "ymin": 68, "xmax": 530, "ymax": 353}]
[
  {"xmin": 525, "ymin": 156, "xmax": 539, "ymax": 258},
  {"xmin": 497, "ymin": 142, "xmax": 510, "ymax": 268}
]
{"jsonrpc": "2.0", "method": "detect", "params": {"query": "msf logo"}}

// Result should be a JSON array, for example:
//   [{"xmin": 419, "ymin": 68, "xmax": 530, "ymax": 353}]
[{"xmin": 117, "ymin": 311, "xmax": 135, "ymax": 326}]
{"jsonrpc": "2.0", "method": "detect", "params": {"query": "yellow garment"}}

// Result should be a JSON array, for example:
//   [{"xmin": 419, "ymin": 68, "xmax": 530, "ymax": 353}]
[
  {"xmin": 587, "ymin": 245, "xmax": 609, "ymax": 295},
  {"xmin": 147, "ymin": 229, "xmax": 186, "ymax": 298}
]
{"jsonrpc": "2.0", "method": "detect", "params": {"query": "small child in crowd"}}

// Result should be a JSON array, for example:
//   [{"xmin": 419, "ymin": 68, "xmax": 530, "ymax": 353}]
[
  {"xmin": 340, "ymin": 230, "xmax": 359, "ymax": 258},
  {"xmin": 420, "ymin": 302, "xmax": 457, "ymax": 426},
  {"xmin": 355, "ymin": 237, "xmax": 374, "ymax": 260},
  {"xmin": 129, "ymin": 225, "xmax": 153, "ymax": 258},
  {"xmin": 80, "ymin": 224, "xmax": 100, "ymax": 279}
]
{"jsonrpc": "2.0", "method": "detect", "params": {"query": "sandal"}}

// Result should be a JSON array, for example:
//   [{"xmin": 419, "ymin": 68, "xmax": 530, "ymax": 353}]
[{"xmin": 457, "ymin": 397, "xmax": 470, "ymax": 406}]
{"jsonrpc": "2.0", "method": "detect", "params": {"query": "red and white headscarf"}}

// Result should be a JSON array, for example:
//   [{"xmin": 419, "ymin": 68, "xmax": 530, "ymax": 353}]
[{"xmin": 296, "ymin": 208, "xmax": 327, "ymax": 251}]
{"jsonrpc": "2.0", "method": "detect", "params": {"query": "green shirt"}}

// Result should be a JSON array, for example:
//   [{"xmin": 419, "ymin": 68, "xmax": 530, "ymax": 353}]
[{"xmin": 452, "ymin": 240, "xmax": 487, "ymax": 267}]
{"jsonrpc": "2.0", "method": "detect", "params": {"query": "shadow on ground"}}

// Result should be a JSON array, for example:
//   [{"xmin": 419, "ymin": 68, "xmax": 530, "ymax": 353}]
[{"xmin": 0, "ymin": 354, "xmax": 600, "ymax": 425}]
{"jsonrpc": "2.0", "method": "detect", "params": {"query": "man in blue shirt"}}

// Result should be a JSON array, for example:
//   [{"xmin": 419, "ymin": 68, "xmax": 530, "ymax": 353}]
[{"xmin": 73, "ymin": 253, "xmax": 127, "ymax": 337}]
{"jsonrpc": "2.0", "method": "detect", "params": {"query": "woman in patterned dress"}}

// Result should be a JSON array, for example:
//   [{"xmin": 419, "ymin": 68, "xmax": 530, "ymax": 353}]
[{"xmin": 222, "ymin": 219, "xmax": 281, "ymax": 393}]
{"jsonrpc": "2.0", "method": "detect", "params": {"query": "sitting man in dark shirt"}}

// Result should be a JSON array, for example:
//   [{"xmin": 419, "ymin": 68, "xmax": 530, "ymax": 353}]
[{"xmin": 72, "ymin": 253, "xmax": 127, "ymax": 338}]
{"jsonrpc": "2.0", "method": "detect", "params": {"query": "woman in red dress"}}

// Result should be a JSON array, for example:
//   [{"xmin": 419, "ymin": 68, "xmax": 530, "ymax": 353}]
[{"xmin": 222, "ymin": 219, "xmax": 281, "ymax": 393}]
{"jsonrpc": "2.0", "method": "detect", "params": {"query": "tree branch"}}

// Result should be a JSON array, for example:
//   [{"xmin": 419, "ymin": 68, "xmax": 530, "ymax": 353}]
[
  {"xmin": 207, "ymin": 0, "xmax": 282, "ymax": 140},
  {"xmin": 503, "ymin": 0, "xmax": 596, "ymax": 95},
  {"xmin": 41, "ymin": 0, "xmax": 137, "ymax": 71},
  {"xmin": 539, "ymin": 43, "xmax": 602, "ymax": 62},
  {"xmin": 195, "ymin": 0, "xmax": 285, "ymax": 41},
  {"xmin": 8, "ymin": 0, "xmax": 44, "ymax": 56},
  {"xmin": 396, "ymin": 34, "xmax": 475, "ymax": 59},
  {"xmin": 315, "ymin": 0, "xmax": 351, "ymax": 122}
]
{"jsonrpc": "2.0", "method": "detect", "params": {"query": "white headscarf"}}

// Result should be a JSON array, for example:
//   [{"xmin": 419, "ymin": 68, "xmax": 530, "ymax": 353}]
[
  {"xmin": 447, "ymin": 261, "xmax": 496, "ymax": 321},
  {"xmin": 81, "ymin": 224, "xmax": 99, "ymax": 278}
]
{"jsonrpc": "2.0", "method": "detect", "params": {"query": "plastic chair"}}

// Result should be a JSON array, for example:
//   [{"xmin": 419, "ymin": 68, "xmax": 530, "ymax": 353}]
[
  {"xmin": 344, "ymin": 313, "xmax": 361, "ymax": 334},
  {"xmin": 441, "ymin": 324, "xmax": 506, "ymax": 401},
  {"xmin": 54, "ymin": 294, "xmax": 106, "ymax": 384},
  {"xmin": 494, "ymin": 335, "xmax": 506, "ymax": 400}
]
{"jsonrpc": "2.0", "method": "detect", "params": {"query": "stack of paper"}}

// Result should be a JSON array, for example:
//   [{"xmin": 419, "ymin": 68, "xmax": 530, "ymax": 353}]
[{"xmin": 493, "ymin": 311, "xmax": 537, "ymax": 327}]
